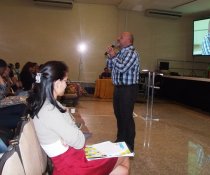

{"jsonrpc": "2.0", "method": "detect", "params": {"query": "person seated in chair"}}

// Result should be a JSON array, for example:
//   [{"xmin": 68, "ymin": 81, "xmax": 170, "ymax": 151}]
[
  {"xmin": 100, "ymin": 67, "xmax": 111, "ymax": 79},
  {"xmin": 2, "ymin": 66, "xmax": 22, "ymax": 95},
  {"xmin": 0, "ymin": 59, "xmax": 26, "ymax": 129},
  {"xmin": 27, "ymin": 61, "xmax": 129, "ymax": 175}
]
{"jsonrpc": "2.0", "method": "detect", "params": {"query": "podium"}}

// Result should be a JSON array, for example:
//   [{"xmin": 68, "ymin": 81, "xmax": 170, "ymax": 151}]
[{"xmin": 94, "ymin": 79, "xmax": 114, "ymax": 99}]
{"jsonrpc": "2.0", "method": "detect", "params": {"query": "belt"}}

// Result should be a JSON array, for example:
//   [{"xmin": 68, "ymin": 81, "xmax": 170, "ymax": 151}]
[{"xmin": 115, "ymin": 84, "xmax": 138, "ymax": 87}]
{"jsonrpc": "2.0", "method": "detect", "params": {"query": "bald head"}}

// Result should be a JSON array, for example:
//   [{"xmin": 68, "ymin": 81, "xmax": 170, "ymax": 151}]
[
  {"xmin": 118, "ymin": 32, "xmax": 134, "ymax": 48},
  {"xmin": 123, "ymin": 32, "xmax": 134, "ymax": 43}
]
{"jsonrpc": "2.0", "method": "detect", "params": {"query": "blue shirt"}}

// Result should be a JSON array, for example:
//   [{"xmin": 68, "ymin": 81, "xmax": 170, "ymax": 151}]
[
  {"xmin": 107, "ymin": 45, "xmax": 140, "ymax": 86},
  {"xmin": 201, "ymin": 33, "xmax": 210, "ymax": 55}
]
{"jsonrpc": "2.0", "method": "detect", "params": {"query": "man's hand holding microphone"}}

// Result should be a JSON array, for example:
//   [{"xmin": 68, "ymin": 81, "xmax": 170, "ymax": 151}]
[{"xmin": 105, "ymin": 41, "xmax": 119, "ymax": 58}]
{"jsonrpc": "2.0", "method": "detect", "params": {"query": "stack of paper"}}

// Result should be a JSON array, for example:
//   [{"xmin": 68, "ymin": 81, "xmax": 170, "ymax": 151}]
[{"xmin": 85, "ymin": 141, "xmax": 134, "ymax": 161}]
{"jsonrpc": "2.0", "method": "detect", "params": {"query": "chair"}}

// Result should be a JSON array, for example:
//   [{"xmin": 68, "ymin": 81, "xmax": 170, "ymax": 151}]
[
  {"xmin": 13, "ymin": 116, "xmax": 52, "ymax": 175},
  {"xmin": 0, "ymin": 146, "xmax": 25, "ymax": 175}
]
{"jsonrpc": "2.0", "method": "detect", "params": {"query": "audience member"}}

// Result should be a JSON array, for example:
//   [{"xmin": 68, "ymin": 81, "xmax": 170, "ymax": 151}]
[
  {"xmin": 106, "ymin": 32, "xmax": 140, "ymax": 151},
  {"xmin": 14, "ymin": 62, "xmax": 21, "ymax": 80},
  {"xmin": 19, "ymin": 62, "xmax": 36, "ymax": 91},
  {"xmin": 100, "ymin": 67, "xmax": 111, "ymax": 79},
  {"xmin": 8, "ymin": 63, "xmax": 15, "ymax": 77},
  {"xmin": 0, "ymin": 59, "xmax": 7, "ymax": 100},
  {"xmin": 0, "ymin": 59, "xmax": 26, "ymax": 129},
  {"xmin": 27, "ymin": 61, "xmax": 129, "ymax": 175},
  {"xmin": 2, "ymin": 66, "xmax": 15, "ymax": 96},
  {"xmin": 2, "ymin": 66, "xmax": 22, "ymax": 94}
]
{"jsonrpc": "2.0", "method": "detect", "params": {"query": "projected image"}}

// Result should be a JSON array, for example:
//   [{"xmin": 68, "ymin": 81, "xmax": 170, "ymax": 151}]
[{"xmin": 193, "ymin": 18, "xmax": 210, "ymax": 56}]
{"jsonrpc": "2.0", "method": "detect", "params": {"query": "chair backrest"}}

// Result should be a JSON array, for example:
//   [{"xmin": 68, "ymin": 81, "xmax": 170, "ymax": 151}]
[
  {"xmin": 27, "ymin": 117, "xmax": 48, "ymax": 173},
  {"xmin": 0, "ymin": 146, "xmax": 25, "ymax": 175},
  {"xmin": 14, "ymin": 116, "xmax": 48, "ymax": 175}
]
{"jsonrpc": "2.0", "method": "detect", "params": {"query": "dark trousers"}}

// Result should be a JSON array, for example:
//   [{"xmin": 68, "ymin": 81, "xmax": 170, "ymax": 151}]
[
  {"xmin": 113, "ymin": 84, "xmax": 138, "ymax": 151},
  {"xmin": 0, "ymin": 104, "xmax": 26, "ymax": 129}
]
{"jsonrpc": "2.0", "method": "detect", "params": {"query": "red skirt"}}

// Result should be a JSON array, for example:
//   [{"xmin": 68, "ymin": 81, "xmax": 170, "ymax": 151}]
[{"xmin": 51, "ymin": 147, "xmax": 118, "ymax": 175}]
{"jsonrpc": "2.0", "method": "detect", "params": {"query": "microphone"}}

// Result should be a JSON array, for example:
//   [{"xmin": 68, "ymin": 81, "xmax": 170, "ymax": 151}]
[{"xmin": 104, "ymin": 45, "xmax": 115, "ymax": 56}]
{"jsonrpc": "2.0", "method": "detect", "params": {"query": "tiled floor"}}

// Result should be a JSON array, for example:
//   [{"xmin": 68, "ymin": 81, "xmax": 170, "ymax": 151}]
[{"xmin": 77, "ymin": 96, "xmax": 210, "ymax": 175}]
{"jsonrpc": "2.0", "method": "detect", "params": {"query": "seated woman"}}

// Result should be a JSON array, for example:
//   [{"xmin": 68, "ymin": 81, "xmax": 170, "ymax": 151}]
[
  {"xmin": 27, "ymin": 61, "xmax": 129, "ymax": 175},
  {"xmin": 0, "ymin": 59, "xmax": 26, "ymax": 129},
  {"xmin": 19, "ymin": 61, "xmax": 37, "ymax": 92},
  {"xmin": 2, "ymin": 66, "xmax": 22, "ymax": 95}
]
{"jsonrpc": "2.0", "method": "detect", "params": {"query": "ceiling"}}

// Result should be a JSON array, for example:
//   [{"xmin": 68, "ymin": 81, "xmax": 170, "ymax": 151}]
[{"xmin": 75, "ymin": 0, "xmax": 210, "ymax": 16}]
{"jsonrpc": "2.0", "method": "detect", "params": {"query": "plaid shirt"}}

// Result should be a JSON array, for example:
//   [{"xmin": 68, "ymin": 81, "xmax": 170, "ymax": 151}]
[
  {"xmin": 202, "ymin": 33, "xmax": 210, "ymax": 55},
  {"xmin": 107, "ymin": 45, "xmax": 140, "ymax": 86}
]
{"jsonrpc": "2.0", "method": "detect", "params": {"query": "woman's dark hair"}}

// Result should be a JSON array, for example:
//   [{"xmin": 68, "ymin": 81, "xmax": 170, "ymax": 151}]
[
  {"xmin": 27, "ymin": 61, "xmax": 68, "ymax": 118},
  {"xmin": 0, "ymin": 59, "xmax": 7, "ymax": 68},
  {"xmin": 20, "ymin": 62, "xmax": 36, "ymax": 74},
  {"xmin": 0, "ymin": 59, "xmax": 7, "ymax": 75}
]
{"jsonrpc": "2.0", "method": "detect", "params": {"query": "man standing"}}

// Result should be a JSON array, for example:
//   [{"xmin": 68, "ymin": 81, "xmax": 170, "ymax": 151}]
[{"xmin": 106, "ymin": 32, "xmax": 140, "ymax": 151}]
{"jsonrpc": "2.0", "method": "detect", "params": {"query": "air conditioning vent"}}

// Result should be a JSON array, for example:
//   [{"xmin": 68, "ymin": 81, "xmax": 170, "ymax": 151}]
[
  {"xmin": 145, "ymin": 9, "xmax": 182, "ymax": 19},
  {"xmin": 33, "ymin": 0, "xmax": 74, "ymax": 8}
]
